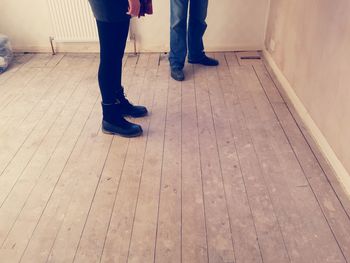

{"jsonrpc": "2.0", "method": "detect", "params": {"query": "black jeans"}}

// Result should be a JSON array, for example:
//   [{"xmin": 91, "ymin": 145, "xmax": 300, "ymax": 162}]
[{"xmin": 96, "ymin": 19, "xmax": 130, "ymax": 104}]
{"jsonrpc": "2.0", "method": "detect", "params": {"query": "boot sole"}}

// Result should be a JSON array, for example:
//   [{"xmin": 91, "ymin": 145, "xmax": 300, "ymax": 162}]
[{"xmin": 102, "ymin": 127, "xmax": 143, "ymax": 138}]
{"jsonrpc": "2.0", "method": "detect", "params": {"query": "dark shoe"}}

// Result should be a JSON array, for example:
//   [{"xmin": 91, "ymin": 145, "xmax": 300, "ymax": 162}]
[
  {"xmin": 188, "ymin": 55, "xmax": 219, "ymax": 66},
  {"xmin": 101, "ymin": 102, "xmax": 143, "ymax": 137},
  {"xmin": 102, "ymin": 119, "xmax": 142, "ymax": 137},
  {"xmin": 116, "ymin": 87, "xmax": 148, "ymax": 118},
  {"xmin": 171, "ymin": 68, "xmax": 185, "ymax": 81}
]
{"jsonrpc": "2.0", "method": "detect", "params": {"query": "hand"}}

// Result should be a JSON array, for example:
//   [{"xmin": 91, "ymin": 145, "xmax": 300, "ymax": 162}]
[{"xmin": 127, "ymin": 0, "xmax": 140, "ymax": 17}]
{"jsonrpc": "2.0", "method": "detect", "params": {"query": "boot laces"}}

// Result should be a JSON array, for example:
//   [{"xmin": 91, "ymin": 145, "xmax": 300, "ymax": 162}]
[{"xmin": 117, "ymin": 89, "xmax": 134, "ymax": 108}]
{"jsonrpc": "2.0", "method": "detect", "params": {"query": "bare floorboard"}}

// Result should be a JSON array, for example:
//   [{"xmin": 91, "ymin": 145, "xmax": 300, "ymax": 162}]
[{"xmin": 0, "ymin": 52, "xmax": 349, "ymax": 263}]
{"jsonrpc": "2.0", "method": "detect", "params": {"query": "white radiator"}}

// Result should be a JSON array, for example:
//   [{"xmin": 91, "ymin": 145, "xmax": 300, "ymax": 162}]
[
  {"xmin": 47, "ymin": 0, "xmax": 132, "ymax": 42},
  {"xmin": 47, "ymin": 0, "xmax": 98, "ymax": 42}
]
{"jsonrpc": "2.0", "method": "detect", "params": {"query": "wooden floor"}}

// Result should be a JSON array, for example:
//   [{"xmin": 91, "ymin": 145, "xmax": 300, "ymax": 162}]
[{"xmin": 0, "ymin": 52, "xmax": 350, "ymax": 263}]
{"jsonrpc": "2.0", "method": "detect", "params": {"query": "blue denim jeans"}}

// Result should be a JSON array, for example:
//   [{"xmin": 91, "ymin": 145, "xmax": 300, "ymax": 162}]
[{"xmin": 169, "ymin": 0, "xmax": 208, "ymax": 70}]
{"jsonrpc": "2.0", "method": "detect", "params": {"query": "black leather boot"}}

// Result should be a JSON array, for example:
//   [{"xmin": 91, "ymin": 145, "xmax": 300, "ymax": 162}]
[
  {"xmin": 116, "ymin": 87, "xmax": 148, "ymax": 118},
  {"xmin": 101, "ymin": 102, "xmax": 143, "ymax": 137}
]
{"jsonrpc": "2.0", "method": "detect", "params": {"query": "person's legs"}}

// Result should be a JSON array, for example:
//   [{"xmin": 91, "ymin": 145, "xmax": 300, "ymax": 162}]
[
  {"xmin": 169, "ymin": 0, "xmax": 189, "ymax": 70},
  {"xmin": 96, "ymin": 19, "xmax": 129, "ymax": 104},
  {"xmin": 188, "ymin": 0, "xmax": 208, "ymax": 62},
  {"xmin": 96, "ymin": 19, "xmax": 143, "ymax": 137}
]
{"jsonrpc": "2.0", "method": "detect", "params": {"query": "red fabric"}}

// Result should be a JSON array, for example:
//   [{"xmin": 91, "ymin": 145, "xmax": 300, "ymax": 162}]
[{"xmin": 139, "ymin": 0, "xmax": 153, "ymax": 17}]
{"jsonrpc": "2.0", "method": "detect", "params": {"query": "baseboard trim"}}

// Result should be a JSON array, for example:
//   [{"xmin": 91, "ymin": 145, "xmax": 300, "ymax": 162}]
[
  {"xmin": 263, "ymin": 49, "xmax": 350, "ymax": 198},
  {"xmin": 12, "ymin": 41, "xmax": 135, "ymax": 54},
  {"xmin": 12, "ymin": 43, "xmax": 262, "ymax": 54}
]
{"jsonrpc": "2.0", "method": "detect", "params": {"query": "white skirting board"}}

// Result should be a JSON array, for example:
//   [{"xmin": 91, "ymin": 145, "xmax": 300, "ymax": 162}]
[
  {"xmin": 11, "ymin": 42, "xmax": 135, "ymax": 54},
  {"xmin": 263, "ymin": 49, "xmax": 350, "ymax": 198},
  {"xmin": 12, "ymin": 44, "xmax": 263, "ymax": 54}
]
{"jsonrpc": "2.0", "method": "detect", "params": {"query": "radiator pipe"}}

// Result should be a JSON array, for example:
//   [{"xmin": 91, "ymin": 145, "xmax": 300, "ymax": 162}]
[{"xmin": 49, "ymin": 37, "xmax": 56, "ymax": 55}]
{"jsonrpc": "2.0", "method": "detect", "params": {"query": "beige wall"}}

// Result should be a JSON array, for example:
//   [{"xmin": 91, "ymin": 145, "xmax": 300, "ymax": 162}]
[
  {"xmin": 0, "ymin": 0, "xmax": 53, "ymax": 51},
  {"xmin": 0, "ymin": 0, "xmax": 269, "ymax": 52},
  {"xmin": 265, "ymin": 1, "xmax": 350, "ymax": 184}
]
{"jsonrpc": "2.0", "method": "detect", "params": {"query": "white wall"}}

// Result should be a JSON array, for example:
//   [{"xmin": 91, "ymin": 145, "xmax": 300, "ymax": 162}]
[
  {"xmin": 0, "ymin": 0, "xmax": 269, "ymax": 52},
  {"xmin": 265, "ymin": 0, "xmax": 350, "ymax": 193},
  {"xmin": 0, "ymin": 0, "xmax": 53, "ymax": 51}
]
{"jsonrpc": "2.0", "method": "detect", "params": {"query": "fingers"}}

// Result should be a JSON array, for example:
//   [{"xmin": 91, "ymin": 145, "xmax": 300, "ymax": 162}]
[
  {"xmin": 127, "ymin": 0, "xmax": 140, "ymax": 16},
  {"xmin": 127, "ymin": 6, "xmax": 139, "ymax": 17}
]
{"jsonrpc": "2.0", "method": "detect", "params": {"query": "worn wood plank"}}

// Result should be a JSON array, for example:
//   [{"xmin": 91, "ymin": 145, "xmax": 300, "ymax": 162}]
[
  {"xmin": 17, "ymin": 100, "xmax": 102, "ymax": 263},
  {"xmin": 23, "ymin": 53, "xmax": 56, "ymax": 68},
  {"xmin": 255, "ymin": 63, "xmax": 350, "ymax": 261},
  {"xmin": 0, "ymin": 54, "xmax": 60, "ymax": 114},
  {"xmin": 193, "ymin": 61, "xmax": 235, "ymax": 263},
  {"xmin": 0, "ymin": 55, "xmax": 93, "ymax": 175},
  {"xmin": 0, "ymin": 66, "xmax": 40, "ymax": 114},
  {"xmin": 45, "ymin": 54, "xmax": 65, "ymax": 68},
  {"xmin": 0, "ymin": 53, "xmax": 34, "ymax": 86},
  {"xmin": 100, "ymin": 54, "xmax": 159, "ymax": 263},
  {"xmin": 223, "ymin": 52, "xmax": 291, "ymax": 263},
  {"xmin": 0, "ymin": 52, "xmax": 348, "ymax": 263},
  {"xmin": 0, "ymin": 56, "xmax": 98, "ymax": 244},
  {"xmin": 181, "ymin": 64, "xmax": 208, "ymax": 263},
  {"xmin": 154, "ymin": 65, "xmax": 182, "ymax": 263},
  {"xmin": 233, "ymin": 62, "xmax": 345, "ymax": 262},
  {"xmin": 263, "ymin": 60, "xmax": 350, "ymax": 217},
  {"xmin": 73, "ymin": 53, "xmax": 150, "ymax": 263},
  {"xmin": 0, "ymin": 55, "xmax": 93, "ymax": 207},
  {"xmin": 17, "ymin": 55, "xmax": 137, "ymax": 263},
  {"xmin": 205, "ymin": 52, "xmax": 263, "ymax": 263},
  {"xmin": 127, "ymin": 54, "xmax": 169, "ymax": 263},
  {"xmin": 0, "ymin": 58, "xmax": 100, "ymax": 262},
  {"xmin": 45, "ymin": 123, "xmax": 112, "ymax": 263}
]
